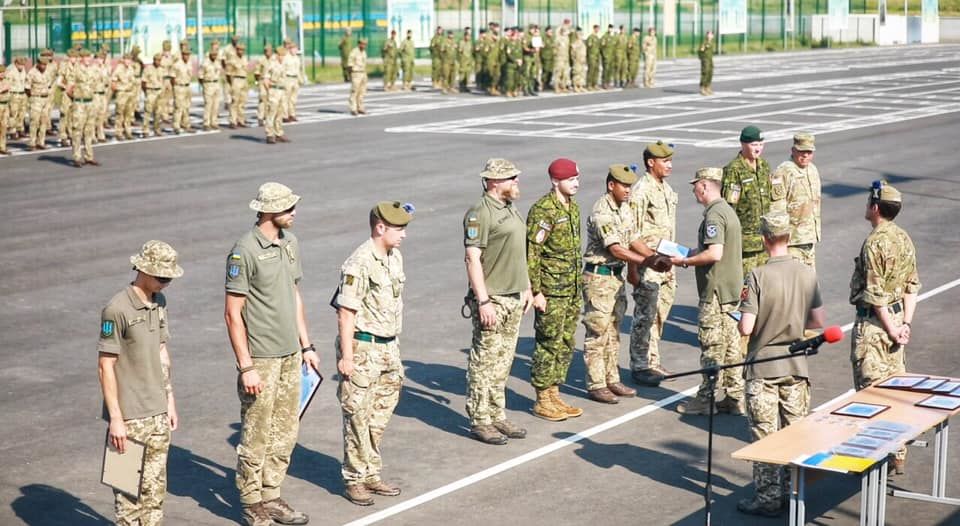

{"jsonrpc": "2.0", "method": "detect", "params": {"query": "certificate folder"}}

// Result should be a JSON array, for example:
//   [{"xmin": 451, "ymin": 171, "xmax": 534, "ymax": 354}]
[{"xmin": 101, "ymin": 433, "xmax": 146, "ymax": 500}]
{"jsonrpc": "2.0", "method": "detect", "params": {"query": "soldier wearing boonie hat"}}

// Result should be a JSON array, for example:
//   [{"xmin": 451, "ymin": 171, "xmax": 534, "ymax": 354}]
[
  {"xmin": 526, "ymin": 159, "xmax": 583, "ymax": 421},
  {"xmin": 463, "ymin": 158, "xmax": 533, "ymax": 445},
  {"xmin": 334, "ymin": 201, "xmax": 414, "ymax": 506},
  {"xmin": 98, "ymin": 240, "xmax": 182, "ymax": 525},
  {"xmin": 628, "ymin": 140, "xmax": 680, "ymax": 387},
  {"xmin": 770, "ymin": 132, "xmax": 821, "ymax": 268},
  {"xmin": 849, "ymin": 180, "xmax": 919, "ymax": 474},
  {"xmin": 736, "ymin": 209, "xmax": 824, "ymax": 516},
  {"xmin": 225, "ymin": 182, "xmax": 317, "ymax": 526},
  {"xmin": 673, "ymin": 167, "xmax": 745, "ymax": 416}
]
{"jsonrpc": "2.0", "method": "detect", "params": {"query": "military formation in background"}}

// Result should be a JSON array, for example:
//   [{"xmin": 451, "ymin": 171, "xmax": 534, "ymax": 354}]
[{"xmin": 0, "ymin": 35, "xmax": 306, "ymax": 163}]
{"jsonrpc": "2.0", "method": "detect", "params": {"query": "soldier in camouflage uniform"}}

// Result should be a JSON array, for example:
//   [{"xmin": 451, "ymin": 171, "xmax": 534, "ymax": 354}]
[
  {"xmin": 64, "ymin": 50, "xmax": 100, "ymax": 167},
  {"xmin": 586, "ymin": 25, "xmax": 602, "ymax": 90},
  {"xmin": 628, "ymin": 141, "xmax": 679, "ymax": 386},
  {"xmin": 430, "ymin": 26, "xmax": 444, "ymax": 89},
  {"xmin": 225, "ymin": 183, "xmax": 320, "ymax": 526},
  {"xmin": 698, "ymin": 31, "xmax": 714, "ymax": 95},
  {"xmin": 583, "ymin": 165, "xmax": 654, "ymax": 404},
  {"xmin": 339, "ymin": 28, "xmax": 353, "ymax": 82},
  {"xmin": 463, "ymin": 158, "xmax": 534, "ymax": 445},
  {"xmin": 382, "ymin": 30, "xmax": 399, "ymax": 92},
  {"xmin": 171, "ymin": 46, "xmax": 195, "ymax": 134},
  {"xmin": 671, "ymin": 168, "xmax": 743, "ymax": 415},
  {"xmin": 400, "ymin": 30, "xmax": 416, "ymax": 91},
  {"xmin": 850, "ymin": 181, "xmax": 919, "ymax": 473},
  {"xmin": 503, "ymin": 28, "xmax": 524, "ymax": 97},
  {"xmin": 600, "ymin": 25, "xmax": 616, "ymax": 89},
  {"xmin": 457, "ymin": 29, "xmax": 474, "ymax": 92},
  {"xmin": 723, "ymin": 125, "xmax": 778, "ymax": 277},
  {"xmin": 440, "ymin": 31, "xmax": 458, "ymax": 94},
  {"xmin": 541, "ymin": 26, "xmax": 555, "ymax": 90},
  {"xmin": 0, "ymin": 65, "xmax": 10, "ymax": 154},
  {"xmin": 615, "ymin": 25, "xmax": 628, "ymax": 87},
  {"xmin": 553, "ymin": 26, "xmax": 570, "ymax": 93},
  {"xmin": 736, "ymin": 211, "xmax": 825, "ymax": 517},
  {"xmin": 625, "ymin": 28, "xmax": 641, "ymax": 88},
  {"xmin": 99, "ymin": 240, "xmax": 183, "ymax": 526},
  {"xmin": 335, "ymin": 201, "xmax": 413, "ymax": 506},
  {"xmin": 527, "ymin": 159, "xmax": 583, "ymax": 421},
  {"xmin": 642, "ymin": 27, "xmax": 658, "ymax": 88},
  {"xmin": 770, "ymin": 133, "xmax": 821, "ymax": 267},
  {"xmin": 26, "ymin": 56, "xmax": 52, "ymax": 150},
  {"xmin": 570, "ymin": 30, "xmax": 587, "ymax": 93},
  {"xmin": 142, "ymin": 54, "xmax": 166, "ymax": 136}
]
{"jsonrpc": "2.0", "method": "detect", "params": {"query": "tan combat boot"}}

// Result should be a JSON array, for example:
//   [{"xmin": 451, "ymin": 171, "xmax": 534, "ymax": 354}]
[
  {"xmin": 533, "ymin": 388, "xmax": 567, "ymax": 421},
  {"xmin": 550, "ymin": 386, "xmax": 583, "ymax": 418}
]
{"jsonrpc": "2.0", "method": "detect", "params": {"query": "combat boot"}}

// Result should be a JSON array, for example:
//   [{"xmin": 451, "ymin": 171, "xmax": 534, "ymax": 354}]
[
  {"xmin": 717, "ymin": 396, "xmax": 745, "ymax": 415},
  {"xmin": 241, "ymin": 502, "xmax": 275, "ymax": 526},
  {"xmin": 736, "ymin": 497, "xmax": 783, "ymax": 517},
  {"xmin": 588, "ymin": 387, "xmax": 619, "ymax": 404},
  {"xmin": 365, "ymin": 480, "xmax": 401, "ymax": 496},
  {"xmin": 344, "ymin": 484, "xmax": 374, "ymax": 506},
  {"xmin": 533, "ymin": 388, "xmax": 567, "ymax": 421},
  {"xmin": 549, "ymin": 386, "xmax": 583, "ymax": 417},
  {"xmin": 676, "ymin": 397, "xmax": 714, "ymax": 415},
  {"xmin": 262, "ymin": 497, "xmax": 309, "ymax": 525},
  {"xmin": 493, "ymin": 419, "xmax": 527, "ymax": 438},
  {"xmin": 632, "ymin": 368, "xmax": 664, "ymax": 387},
  {"xmin": 607, "ymin": 382, "xmax": 636, "ymax": 398},
  {"xmin": 890, "ymin": 457, "xmax": 906, "ymax": 475},
  {"xmin": 470, "ymin": 424, "xmax": 508, "ymax": 445}
]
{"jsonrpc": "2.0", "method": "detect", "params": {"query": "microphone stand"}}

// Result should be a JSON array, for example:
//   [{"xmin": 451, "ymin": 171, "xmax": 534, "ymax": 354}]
[{"xmin": 662, "ymin": 342, "xmax": 824, "ymax": 526}]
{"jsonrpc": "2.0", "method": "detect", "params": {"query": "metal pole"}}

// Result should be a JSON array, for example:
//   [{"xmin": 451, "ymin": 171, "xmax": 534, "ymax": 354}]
[
  {"xmin": 119, "ymin": 5, "xmax": 124, "ymax": 52},
  {"xmin": 84, "ymin": 0, "xmax": 90, "ymax": 47},
  {"xmin": 197, "ymin": 0, "xmax": 203, "ymax": 55}
]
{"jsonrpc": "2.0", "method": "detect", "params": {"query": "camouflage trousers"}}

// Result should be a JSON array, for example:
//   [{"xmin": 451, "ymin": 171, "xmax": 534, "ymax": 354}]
[
  {"xmin": 554, "ymin": 60, "xmax": 571, "ymax": 89},
  {"xmin": 70, "ymin": 101, "xmax": 96, "ymax": 163},
  {"xmin": 643, "ymin": 54, "xmax": 656, "ymax": 87},
  {"xmin": 349, "ymin": 72, "xmax": 367, "ymax": 113},
  {"xmin": 466, "ymin": 294, "xmax": 523, "ymax": 426},
  {"xmin": 143, "ymin": 89, "xmax": 162, "ymax": 135},
  {"xmin": 236, "ymin": 352, "xmax": 301, "ymax": 505},
  {"xmin": 0, "ymin": 104, "xmax": 8, "ymax": 152},
  {"xmin": 173, "ymin": 85, "xmax": 192, "ymax": 132},
  {"xmin": 94, "ymin": 93, "xmax": 107, "ymax": 140},
  {"xmin": 114, "ymin": 90, "xmax": 136, "ymax": 139},
  {"xmin": 265, "ymin": 88, "xmax": 285, "ymax": 138},
  {"xmin": 572, "ymin": 61, "xmax": 586, "ymax": 90},
  {"xmin": 202, "ymin": 82, "xmax": 221, "ymax": 129},
  {"xmin": 114, "ymin": 413, "xmax": 170, "ymax": 526},
  {"xmin": 229, "ymin": 77, "xmax": 248, "ymax": 126},
  {"xmin": 788, "ymin": 244, "xmax": 816, "ymax": 268},
  {"xmin": 257, "ymin": 84, "xmax": 268, "ymax": 121},
  {"xmin": 696, "ymin": 294, "xmax": 743, "ymax": 402},
  {"xmin": 285, "ymin": 81, "xmax": 300, "ymax": 118},
  {"xmin": 629, "ymin": 273, "xmax": 676, "ymax": 372},
  {"xmin": 745, "ymin": 376, "xmax": 810, "ymax": 507},
  {"xmin": 852, "ymin": 313, "xmax": 907, "ymax": 460},
  {"xmin": 28, "ymin": 97, "xmax": 50, "ymax": 147},
  {"xmin": 582, "ymin": 272, "xmax": 627, "ymax": 391},
  {"xmin": 531, "ymin": 294, "xmax": 582, "ymax": 390},
  {"xmin": 10, "ymin": 93, "xmax": 26, "ymax": 132},
  {"xmin": 337, "ymin": 337, "xmax": 403, "ymax": 484},
  {"xmin": 59, "ymin": 96, "xmax": 72, "ymax": 140}
]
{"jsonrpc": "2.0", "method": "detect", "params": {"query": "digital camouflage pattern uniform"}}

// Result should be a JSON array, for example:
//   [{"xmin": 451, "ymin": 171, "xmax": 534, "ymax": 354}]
[
  {"xmin": 0, "ymin": 66, "xmax": 10, "ymax": 153},
  {"xmin": 399, "ymin": 34, "xmax": 415, "ymax": 90},
  {"xmin": 770, "ymin": 134, "xmax": 821, "ymax": 267},
  {"xmin": 142, "ymin": 57, "xmax": 165, "ymax": 136},
  {"xmin": 722, "ymin": 152, "xmax": 777, "ymax": 276},
  {"xmin": 66, "ymin": 54, "xmax": 97, "ymax": 165},
  {"xmin": 582, "ymin": 193, "xmax": 633, "ymax": 390},
  {"xmin": 458, "ymin": 34, "xmax": 474, "ymax": 92},
  {"xmin": 553, "ymin": 28, "xmax": 571, "ymax": 91},
  {"xmin": 171, "ymin": 52, "xmax": 194, "ymax": 133},
  {"xmin": 586, "ymin": 29, "xmax": 601, "ymax": 90},
  {"xmin": 570, "ymin": 33, "xmax": 587, "ymax": 92},
  {"xmin": 642, "ymin": 31, "xmax": 657, "ymax": 87},
  {"xmin": 336, "ymin": 235, "xmax": 405, "ymax": 487},
  {"xmin": 381, "ymin": 34, "xmax": 399, "ymax": 91},
  {"xmin": 628, "ymin": 169, "xmax": 678, "ymax": 375},
  {"xmin": 26, "ymin": 59, "xmax": 52, "ymax": 148},
  {"xmin": 698, "ymin": 38, "xmax": 713, "ymax": 95},
  {"xmin": 527, "ymin": 191, "xmax": 582, "ymax": 390}
]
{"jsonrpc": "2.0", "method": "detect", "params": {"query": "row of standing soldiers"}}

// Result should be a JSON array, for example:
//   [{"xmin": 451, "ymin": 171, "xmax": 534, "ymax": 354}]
[
  {"xmin": 0, "ymin": 36, "xmax": 306, "ymax": 163},
  {"xmin": 431, "ymin": 22, "xmax": 660, "ymax": 96}
]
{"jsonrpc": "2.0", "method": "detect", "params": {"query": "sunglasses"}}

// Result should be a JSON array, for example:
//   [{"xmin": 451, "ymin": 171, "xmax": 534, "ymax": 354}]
[{"xmin": 156, "ymin": 276, "xmax": 173, "ymax": 284}]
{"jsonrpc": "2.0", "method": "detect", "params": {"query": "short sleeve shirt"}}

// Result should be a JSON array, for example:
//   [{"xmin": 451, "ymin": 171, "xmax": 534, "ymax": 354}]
[
  {"xmin": 584, "ymin": 193, "xmax": 631, "ymax": 266},
  {"xmin": 741, "ymin": 255, "xmax": 823, "ymax": 380},
  {"xmin": 464, "ymin": 193, "xmax": 530, "ymax": 295},
  {"xmin": 225, "ymin": 227, "xmax": 303, "ymax": 358},
  {"xmin": 695, "ymin": 198, "xmax": 743, "ymax": 304},
  {"xmin": 335, "ymin": 239, "xmax": 405, "ymax": 337},
  {"xmin": 97, "ymin": 286, "xmax": 169, "ymax": 420}
]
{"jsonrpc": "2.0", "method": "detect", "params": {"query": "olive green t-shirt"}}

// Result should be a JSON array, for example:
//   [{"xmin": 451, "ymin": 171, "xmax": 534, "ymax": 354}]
[
  {"xmin": 98, "ymin": 286, "xmax": 169, "ymax": 420},
  {"xmin": 695, "ymin": 198, "xmax": 743, "ymax": 304},
  {"xmin": 225, "ymin": 227, "xmax": 303, "ymax": 358},
  {"xmin": 464, "ymin": 193, "xmax": 530, "ymax": 295},
  {"xmin": 741, "ymin": 255, "xmax": 823, "ymax": 380}
]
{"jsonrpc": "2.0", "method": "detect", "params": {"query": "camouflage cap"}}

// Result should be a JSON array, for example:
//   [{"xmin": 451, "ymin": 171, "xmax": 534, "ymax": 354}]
[
  {"xmin": 739, "ymin": 125, "xmax": 764, "ymax": 143},
  {"xmin": 153, "ymin": 53, "xmax": 162, "ymax": 61},
  {"xmin": 131, "ymin": 44, "xmax": 141, "ymax": 54},
  {"xmin": 373, "ymin": 201, "xmax": 414, "ymax": 227},
  {"xmin": 130, "ymin": 240, "xmax": 184, "ymax": 279},
  {"xmin": 276, "ymin": 45, "xmax": 288, "ymax": 55},
  {"xmin": 162, "ymin": 40, "xmax": 172, "ymax": 50},
  {"xmin": 236, "ymin": 43, "xmax": 246, "ymax": 50},
  {"xmin": 0, "ymin": 65, "xmax": 5, "ymax": 74},
  {"xmin": 41, "ymin": 48, "xmax": 54, "ymax": 56},
  {"xmin": 871, "ymin": 180, "xmax": 901, "ymax": 203},
  {"xmin": 67, "ymin": 49, "xmax": 78, "ymax": 58},
  {"xmin": 38, "ymin": 57, "xmax": 50, "ymax": 65},
  {"xmin": 249, "ymin": 182, "xmax": 301, "ymax": 213},
  {"xmin": 792, "ymin": 132, "xmax": 815, "ymax": 151},
  {"xmin": 689, "ymin": 167, "xmax": 723, "ymax": 184},
  {"xmin": 608, "ymin": 164, "xmax": 638, "ymax": 185},
  {"xmin": 760, "ymin": 210, "xmax": 791, "ymax": 237},
  {"xmin": 79, "ymin": 49, "xmax": 92, "ymax": 58},
  {"xmin": 645, "ymin": 140, "xmax": 674, "ymax": 159},
  {"xmin": 480, "ymin": 158, "xmax": 521, "ymax": 180},
  {"xmin": 264, "ymin": 43, "xmax": 274, "ymax": 51}
]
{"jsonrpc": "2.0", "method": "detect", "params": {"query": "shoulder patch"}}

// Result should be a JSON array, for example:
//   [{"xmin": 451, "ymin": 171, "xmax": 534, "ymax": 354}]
[
  {"xmin": 706, "ymin": 224, "xmax": 718, "ymax": 239},
  {"xmin": 466, "ymin": 216, "xmax": 480, "ymax": 240},
  {"xmin": 345, "ymin": 275, "xmax": 355, "ymax": 286},
  {"xmin": 101, "ymin": 320, "xmax": 114, "ymax": 338},
  {"xmin": 228, "ymin": 264, "xmax": 241, "ymax": 278}
]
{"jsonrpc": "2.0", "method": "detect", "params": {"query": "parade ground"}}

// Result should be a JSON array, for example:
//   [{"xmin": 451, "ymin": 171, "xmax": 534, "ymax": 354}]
[{"xmin": 2, "ymin": 44, "xmax": 960, "ymax": 525}]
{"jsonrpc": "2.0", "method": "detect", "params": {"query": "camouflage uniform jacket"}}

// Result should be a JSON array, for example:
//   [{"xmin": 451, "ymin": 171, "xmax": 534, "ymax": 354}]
[
  {"xmin": 337, "ymin": 239, "xmax": 405, "ymax": 337},
  {"xmin": 400, "ymin": 38, "xmax": 415, "ymax": 65},
  {"xmin": 584, "ymin": 193, "xmax": 632, "ymax": 268},
  {"xmin": 67, "ymin": 63, "xmax": 96, "ymax": 99},
  {"xmin": 642, "ymin": 34, "xmax": 657, "ymax": 58},
  {"xmin": 171, "ymin": 56, "xmax": 192, "ymax": 85},
  {"xmin": 586, "ymin": 33, "xmax": 601, "ymax": 59},
  {"xmin": 457, "ymin": 39, "xmax": 474, "ymax": 68},
  {"xmin": 527, "ymin": 191, "xmax": 581, "ymax": 297},
  {"xmin": 770, "ymin": 160, "xmax": 821, "ymax": 246},
  {"xmin": 849, "ymin": 221, "xmax": 920, "ymax": 309},
  {"xmin": 722, "ymin": 153, "xmax": 778, "ymax": 253},
  {"xmin": 629, "ymin": 172, "xmax": 677, "ymax": 283},
  {"xmin": 142, "ymin": 64, "xmax": 164, "ymax": 89},
  {"xmin": 627, "ymin": 33, "xmax": 641, "ymax": 60},
  {"xmin": 27, "ymin": 67, "xmax": 51, "ymax": 96}
]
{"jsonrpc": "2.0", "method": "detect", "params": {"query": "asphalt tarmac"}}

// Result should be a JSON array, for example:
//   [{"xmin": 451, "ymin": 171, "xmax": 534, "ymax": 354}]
[{"xmin": 2, "ymin": 44, "xmax": 960, "ymax": 526}]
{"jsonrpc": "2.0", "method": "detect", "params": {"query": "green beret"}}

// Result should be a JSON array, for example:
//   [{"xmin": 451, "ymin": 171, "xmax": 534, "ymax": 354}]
[
  {"xmin": 760, "ymin": 211, "xmax": 791, "ymax": 237},
  {"xmin": 689, "ymin": 167, "xmax": 722, "ymax": 184},
  {"xmin": 793, "ymin": 133, "xmax": 815, "ymax": 151},
  {"xmin": 739, "ymin": 125, "xmax": 763, "ymax": 143},
  {"xmin": 871, "ymin": 181, "xmax": 901, "ymax": 203},
  {"xmin": 608, "ymin": 164, "xmax": 638, "ymax": 185},
  {"xmin": 645, "ymin": 140, "xmax": 674, "ymax": 159},
  {"xmin": 374, "ymin": 201, "xmax": 414, "ymax": 227}
]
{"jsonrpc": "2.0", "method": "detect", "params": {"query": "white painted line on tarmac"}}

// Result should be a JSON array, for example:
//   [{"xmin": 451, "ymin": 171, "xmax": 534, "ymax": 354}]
[{"xmin": 350, "ymin": 277, "xmax": 960, "ymax": 525}]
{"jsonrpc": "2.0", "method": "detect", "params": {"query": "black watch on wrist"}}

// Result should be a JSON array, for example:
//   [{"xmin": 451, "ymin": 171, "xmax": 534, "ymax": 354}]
[{"xmin": 301, "ymin": 344, "xmax": 316, "ymax": 354}]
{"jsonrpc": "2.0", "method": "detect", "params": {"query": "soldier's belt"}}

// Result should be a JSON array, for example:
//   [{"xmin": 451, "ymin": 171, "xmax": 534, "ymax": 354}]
[
  {"xmin": 855, "ymin": 301, "xmax": 903, "ymax": 318},
  {"xmin": 31, "ymin": 94, "xmax": 48, "ymax": 97},
  {"xmin": 0, "ymin": 101, "xmax": 7, "ymax": 104},
  {"xmin": 11, "ymin": 91, "xmax": 25, "ymax": 94},
  {"xmin": 94, "ymin": 91, "xmax": 105, "ymax": 94},
  {"xmin": 285, "ymin": 74, "xmax": 299, "ymax": 78},
  {"xmin": 145, "ymin": 87, "xmax": 162, "ymax": 90},
  {"xmin": 176, "ymin": 83, "xmax": 190, "ymax": 86},
  {"xmin": 584, "ymin": 262, "xmax": 624, "ymax": 275},
  {"xmin": 353, "ymin": 331, "xmax": 396, "ymax": 344},
  {"xmin": 270, "ymin": 85, "xmax": 285, "ymax": 90},
  {"xmin": 201, "ymin": 80, "xmax": 219, "ymax": 83},
  {"xmin": 73, "ymin": 98, "xmax": 93, "ymax": 103},
  {"xmin": 231, "ymin": 75, "xmax": 248, "ymax": 79}
]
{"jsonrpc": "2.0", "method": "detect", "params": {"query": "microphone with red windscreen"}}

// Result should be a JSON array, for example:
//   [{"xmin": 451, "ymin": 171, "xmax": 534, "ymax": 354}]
[{"xmin": 789, "ymin": 326, "xmax": 844, "ymax": 353}]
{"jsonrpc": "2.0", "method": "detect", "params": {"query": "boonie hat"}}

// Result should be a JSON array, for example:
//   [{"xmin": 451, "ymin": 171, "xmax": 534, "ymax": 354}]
[
  {"xmin": 645, "ymin": 140, "xmax": 674, "ymax": 159},
  {"xmin": 608, "ymin": 164, "xmax": 638, "ymax": 185},
  {"xmin": 373, "ymin": 201, "xmax": 415, "ymax": 227},
  {"xmin": 547, "ymin": 158, "xmax": 579, "ymax": 180},
  {"xmin": 249, "ymin": 182, "xmax": 301, "ymax": 213},
  {"xmin": 760, "ymin": 211, "xmax": 791, "ymax": 237},
  {"xmin": 793, "ymin": 133, "xmax": 815, "ymax": 151},
  {"xmin": 480, "ymin": 158, "xmax": 521, "ymax": 180},
  {"xmin": 739, "ymin": 125, "xmax": 763, "ymax": 143},
  {"xmin": 130, "ymin": 240, "xmax": 184, "ymax": 279},
  {"xmin": 689, "ymin": 167, "xmax": 723, "ymax": 184}
]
